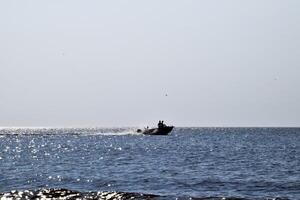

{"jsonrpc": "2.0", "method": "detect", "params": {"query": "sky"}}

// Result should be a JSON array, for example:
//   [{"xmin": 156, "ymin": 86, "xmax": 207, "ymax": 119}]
[{"xmin": 0, "ymin": 0, "xmax": 300, "ymax": 127}]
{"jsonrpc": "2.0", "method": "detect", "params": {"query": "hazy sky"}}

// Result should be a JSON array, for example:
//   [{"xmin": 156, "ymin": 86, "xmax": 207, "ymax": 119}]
[{"xmin": 1, "ymin": 0, "xmax": 299, "ymax": 127}]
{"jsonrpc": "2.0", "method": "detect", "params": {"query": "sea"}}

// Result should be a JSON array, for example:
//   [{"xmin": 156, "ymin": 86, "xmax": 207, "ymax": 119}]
[{"xmin": 0, "ymin": 127, "xmax": 299, "ymax": 200}]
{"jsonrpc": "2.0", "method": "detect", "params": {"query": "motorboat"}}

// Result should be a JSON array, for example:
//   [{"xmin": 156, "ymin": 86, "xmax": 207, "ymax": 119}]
[{"xmin": 137, "ymin": 124, "xmax": 174, "ymax": 135}]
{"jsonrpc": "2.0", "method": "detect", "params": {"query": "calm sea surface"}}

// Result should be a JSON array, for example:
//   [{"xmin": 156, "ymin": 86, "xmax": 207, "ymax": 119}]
[{"xmin": 0, "ymin": 127, "xmax": 299, "ymax": 199}]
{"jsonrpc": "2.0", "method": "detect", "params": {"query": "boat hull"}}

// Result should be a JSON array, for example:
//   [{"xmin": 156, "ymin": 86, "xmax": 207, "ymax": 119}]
[{"xmin": 141, "ymin": 126, "xmax": 174, "ymax": 135}]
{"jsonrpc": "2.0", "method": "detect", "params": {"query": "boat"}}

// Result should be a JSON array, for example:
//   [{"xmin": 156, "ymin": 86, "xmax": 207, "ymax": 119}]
[{"xmin": 137, "ymin": 123, "xmax": 174, "ymax": 135}]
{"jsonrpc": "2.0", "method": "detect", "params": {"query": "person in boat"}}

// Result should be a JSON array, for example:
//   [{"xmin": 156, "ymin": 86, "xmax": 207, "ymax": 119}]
[
  {"xmin": 158, "ymin": 120, "xmax": 166, "ymax": 129},
  {"xmin": 158, "ymin": 120, "xmax": 162, "ymax": 128}
]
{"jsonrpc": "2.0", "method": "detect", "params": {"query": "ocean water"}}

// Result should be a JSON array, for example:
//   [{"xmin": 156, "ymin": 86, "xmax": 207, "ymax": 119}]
[{"xmin": 0, "ymin": 127, "xmax": 299, "ymax": 200}]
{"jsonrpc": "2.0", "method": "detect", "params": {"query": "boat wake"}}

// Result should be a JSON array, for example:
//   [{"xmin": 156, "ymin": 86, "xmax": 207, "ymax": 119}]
[
  {"xmin": 0, "ymin": 127, "xmax": 142, "ymax": 136},
  {"xmin": 93, "ymin": 128, "xmax": 142, "ymax": 136}
]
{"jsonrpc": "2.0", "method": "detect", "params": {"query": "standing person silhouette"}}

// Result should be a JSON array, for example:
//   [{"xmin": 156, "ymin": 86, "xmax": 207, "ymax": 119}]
[{"xmin": 158, "ymin": 120, "xmax": 162, "ymax": 128}]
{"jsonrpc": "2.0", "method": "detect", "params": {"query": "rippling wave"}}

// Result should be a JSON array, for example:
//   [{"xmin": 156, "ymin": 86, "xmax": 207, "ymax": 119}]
[{"xmin": 0, "ymin": 188, "xmax": 291, "ymax": 200}]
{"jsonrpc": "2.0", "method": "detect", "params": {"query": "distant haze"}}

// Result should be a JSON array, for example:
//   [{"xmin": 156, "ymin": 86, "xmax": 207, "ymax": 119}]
[{"xmin": 1, "ymin": 1, "xmax": 299, "ymax": 127}]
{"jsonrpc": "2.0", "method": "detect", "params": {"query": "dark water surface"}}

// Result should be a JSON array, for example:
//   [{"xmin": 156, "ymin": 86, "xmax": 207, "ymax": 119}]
[{"xmin": 0, "ymin": 127, "xmax": 299, "ymax": 199}]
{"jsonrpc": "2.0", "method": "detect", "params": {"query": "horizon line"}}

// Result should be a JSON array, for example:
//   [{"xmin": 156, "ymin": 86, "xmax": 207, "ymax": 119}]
[{"xmin": 1, "ymin": 126, "xmax": 300, "ymax": 129}]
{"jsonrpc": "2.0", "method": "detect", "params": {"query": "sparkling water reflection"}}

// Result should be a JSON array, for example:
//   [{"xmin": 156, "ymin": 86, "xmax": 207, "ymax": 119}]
[{"xmin": 0, "ymin": 127, "xmax": 299, "ymax": 199}]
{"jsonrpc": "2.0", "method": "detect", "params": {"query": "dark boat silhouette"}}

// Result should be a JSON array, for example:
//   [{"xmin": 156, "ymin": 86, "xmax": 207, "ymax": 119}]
[{"xmin": 137, "ymin": 125, "xmax": 174, "ymax": 135}]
